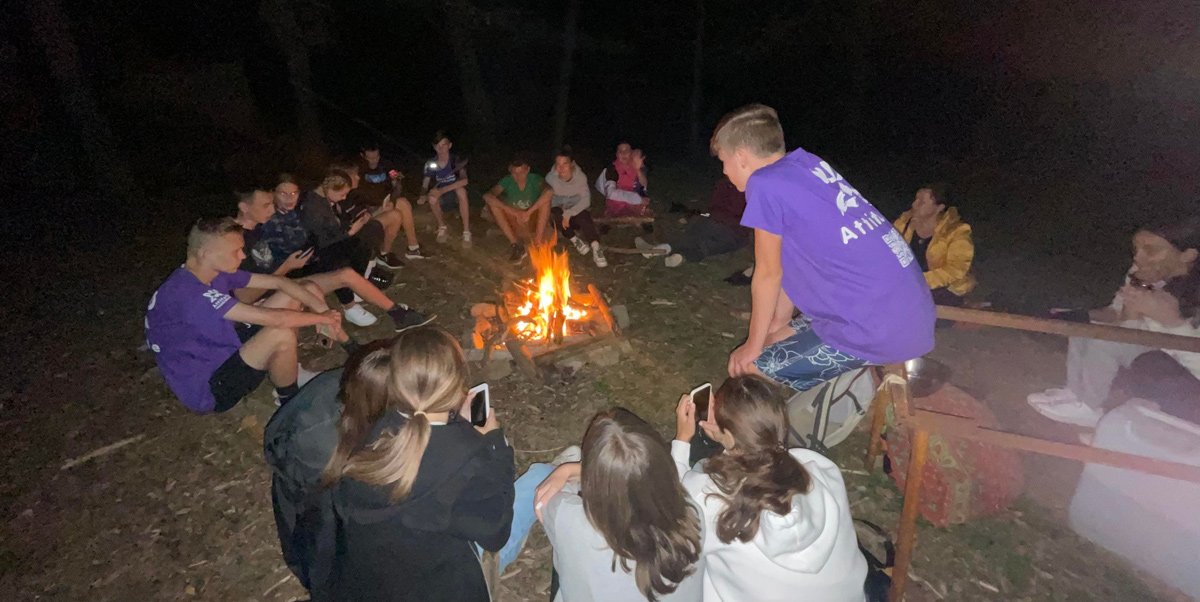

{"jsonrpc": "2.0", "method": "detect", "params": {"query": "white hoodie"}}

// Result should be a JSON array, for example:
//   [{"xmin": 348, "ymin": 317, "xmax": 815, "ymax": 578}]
[{"xmin": 675, "ymin": 443, "xmax": 868, "ymax": 602}]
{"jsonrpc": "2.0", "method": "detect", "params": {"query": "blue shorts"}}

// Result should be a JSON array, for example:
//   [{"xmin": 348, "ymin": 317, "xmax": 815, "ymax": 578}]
[{"xmin": 754, "ymin": 317, "xmax": 868, "ymax": 392}]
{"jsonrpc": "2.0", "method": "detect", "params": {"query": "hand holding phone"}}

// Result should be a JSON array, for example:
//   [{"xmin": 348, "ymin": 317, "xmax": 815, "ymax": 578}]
[{"xmin": 464, "ymin": 383, "xmax": 490, "ymax": 427}]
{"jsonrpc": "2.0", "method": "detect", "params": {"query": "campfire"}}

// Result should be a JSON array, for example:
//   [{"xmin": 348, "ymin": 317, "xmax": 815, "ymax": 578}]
[{"xmin": 470, "ymin": 239, "xmax": 623, "ymax": 379}]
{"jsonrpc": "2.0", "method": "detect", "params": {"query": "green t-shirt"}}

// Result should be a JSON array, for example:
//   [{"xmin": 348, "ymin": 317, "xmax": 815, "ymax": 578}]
[{"xmin": 497, "ymin": 173, "xmax": 544, "ymax": 210}]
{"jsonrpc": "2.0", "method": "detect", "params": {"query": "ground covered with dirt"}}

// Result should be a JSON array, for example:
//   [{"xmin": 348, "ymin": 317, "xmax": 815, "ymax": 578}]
[{"xmin": 1, "ymin": 166, "xmax": 1189, "ymax": 601}]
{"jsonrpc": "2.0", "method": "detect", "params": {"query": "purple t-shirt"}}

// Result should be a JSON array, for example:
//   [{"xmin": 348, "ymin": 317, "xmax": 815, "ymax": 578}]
[
  {"xmin": 145, "ymin": 268, "xmax": 253, "ymax": 413},
  {"xmin": 741, "ymin": 148, "xmax": 934, "ymax": 364}
]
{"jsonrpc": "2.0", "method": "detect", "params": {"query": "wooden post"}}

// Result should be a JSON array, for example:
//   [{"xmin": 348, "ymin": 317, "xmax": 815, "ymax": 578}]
[
  {"xmin": 890, "ymin": 427, "xmax": 929, "ymax": 602},
  {"xmin": 588, "ymin": 284, "xmax": 618, "ymax": 334},
  {"xmin": 865, "ymin": 368, "xmax": 890, "ymax": 471}
]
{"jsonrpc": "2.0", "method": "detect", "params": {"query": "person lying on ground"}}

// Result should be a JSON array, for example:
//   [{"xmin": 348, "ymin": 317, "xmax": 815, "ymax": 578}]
[
  {"xmin": 235, "ymin": 187, "xmax": 433, "ymax": 331},
  {"xmin": 1028, "ymin": 217, "xmax": 1200, "ymax": 428},
  {"xmin": 891, "ymin": 182, "xmax": 976, "ymax": 306},
  {"xmin": 678, "ymin": 376, "xmax": 868, "ymax": 602},
  {"xmin": 300, "ymin": 169, "xmax": 407, "ymax": 272},
  {"xmin": 268, "ymin": 338, "xmax": 566, "ymax": 599},
  {"xmin": 547, "ymin": 147, "xmax": 607, "ymax": 268},
  {"xmin": 595, "ymin": 141, "xmax": 652, "ymax": 218},
  {"xmin": 317, "ymin": 327, "xmax": 527, "ymax": 601},
  {"xmin": 419, "ymin": 130, "xmax": 472, "ymax": 246},
  {"xmin": 347, "ymin": 150, "xmax": 428, "ymax": 259},
  {"xmin": 145, "ymin": 217, "xmax": 345, "ymax": 414},
  {"xmin": 483, "ymin": 154, "xmax": 554, "ymax": 263},
  {"xmin": 533, "ymin": 407, "xmax": 704, "ymax": 602},
  {"xmin": 635, "ymin": 176, "xmax": 750, "ymax": 268},
  {"xmin": 717, "ymin": 104, "xmax": 935, "ymax": 392}
]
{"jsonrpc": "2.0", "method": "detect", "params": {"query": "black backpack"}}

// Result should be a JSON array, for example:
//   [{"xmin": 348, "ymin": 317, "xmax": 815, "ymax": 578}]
[{"xmin": 263, "ymin": 368, "xmax": 344, "ymax": 597}]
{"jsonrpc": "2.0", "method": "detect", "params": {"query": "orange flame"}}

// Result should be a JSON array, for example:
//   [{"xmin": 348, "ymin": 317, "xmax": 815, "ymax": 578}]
[{"xmin": 509, "ymin": 241, "xmax": 588, "ymax": 342}]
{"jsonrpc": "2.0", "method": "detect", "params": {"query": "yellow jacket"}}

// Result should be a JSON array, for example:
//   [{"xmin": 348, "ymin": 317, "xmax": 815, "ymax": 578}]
[{"xmin": 893, "ymin": 207, "xmax": 976, "ymax": 296}]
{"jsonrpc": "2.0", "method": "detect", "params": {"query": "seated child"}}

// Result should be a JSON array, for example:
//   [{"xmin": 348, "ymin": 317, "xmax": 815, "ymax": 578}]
[
  {"xmin": 595, "ymin": 142, "xmax": 651, "ymax": 218},
  {"xmin": 358, "ymin": 143, "xmax": 426, "ymax": 259},
  {"xmin": 419, "ymin": 131, "xmax": 472, "ymax": 246},
  {"xmin": 482, "ymin": 154, "xmax": 554, "ymax": 263},
  {"xmin": 145, "ymin": 217, "xmax": 344, "ymax": 414},
  {"xmin": 546, "ymin": 147, "xmax": 607, "ymax": 268}
]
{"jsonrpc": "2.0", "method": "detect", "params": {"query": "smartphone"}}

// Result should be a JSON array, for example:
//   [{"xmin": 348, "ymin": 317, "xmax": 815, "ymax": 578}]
[
  {"xmin": 299, "ymin": 247, "xmax": 315, "ymax": 258},
  {"xmin": 690, "ymin": 383, "xmax": 712, "ymax": 421},
  {"xmin": 466, "ymin": 383, "xmax": 490, "ymax": 427}
]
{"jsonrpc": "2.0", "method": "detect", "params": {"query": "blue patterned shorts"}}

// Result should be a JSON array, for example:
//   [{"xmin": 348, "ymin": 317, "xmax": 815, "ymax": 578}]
[{"xmin": 754, "ymin": 317, "xmax": 868, "ymax": 392}]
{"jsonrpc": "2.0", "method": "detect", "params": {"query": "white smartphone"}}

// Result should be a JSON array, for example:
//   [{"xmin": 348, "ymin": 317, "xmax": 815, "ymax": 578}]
[
  {"xmin": 466, "ymin": 383, "xmax": 490, "ymax": 426},
  {"xmin": 690, "ymin": 382, "xmax": 712, "ymax": 421}
]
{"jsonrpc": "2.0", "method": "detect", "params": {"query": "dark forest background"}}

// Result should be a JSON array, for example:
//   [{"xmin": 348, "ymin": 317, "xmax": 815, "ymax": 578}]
[{"xmin": 4, "ymin": 0, "xmax": 1199, "ymax": 263}]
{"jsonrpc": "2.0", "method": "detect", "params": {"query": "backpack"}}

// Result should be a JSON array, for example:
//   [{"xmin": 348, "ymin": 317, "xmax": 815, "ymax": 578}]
[{"xmin": 263, "ymin": 368, "xmax": 344, "ymax": 597}]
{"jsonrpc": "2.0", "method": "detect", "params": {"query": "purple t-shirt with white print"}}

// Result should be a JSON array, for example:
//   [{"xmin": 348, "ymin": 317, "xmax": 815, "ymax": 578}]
[
  {"xmin": 740, "ymin": 148, "xmax": 934, "ymax": 364},
  {"xmin": 145, "ymin": 267, "xmax": 253, "ymax": 413}
]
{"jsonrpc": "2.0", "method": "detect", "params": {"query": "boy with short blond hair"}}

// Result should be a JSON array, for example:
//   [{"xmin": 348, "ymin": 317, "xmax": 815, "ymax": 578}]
[{"xmin": 717, "ymin": 103, "xmax": 935, "ymax": 392}]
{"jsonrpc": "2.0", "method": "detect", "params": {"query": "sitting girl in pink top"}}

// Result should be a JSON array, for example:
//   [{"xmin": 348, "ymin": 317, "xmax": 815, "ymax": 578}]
[{"xmin": 594, "ymin": 142, "xmax": 652, "ymax": 217}]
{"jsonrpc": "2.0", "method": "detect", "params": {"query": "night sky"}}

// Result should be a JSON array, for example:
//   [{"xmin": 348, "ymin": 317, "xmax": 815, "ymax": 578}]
[{"xmin": 4, "ymin": 0, "xmax": 1199, "ymax": 244}]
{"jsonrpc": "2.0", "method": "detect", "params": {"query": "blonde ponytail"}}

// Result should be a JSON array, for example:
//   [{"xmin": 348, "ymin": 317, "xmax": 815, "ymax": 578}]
[{"xmin": 341, "ymin": 327, "xmax": 468, "ymax": 501}]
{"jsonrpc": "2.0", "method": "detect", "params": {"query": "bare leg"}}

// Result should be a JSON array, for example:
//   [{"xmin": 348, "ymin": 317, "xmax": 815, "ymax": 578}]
[
  {"xmin": 238, "ymin": 326, "xmax": 299, "ymax": 387},
  {"xmin": 372, "ymin": 209, "xmax": 403, "ymax": 251},
  {"xmin": 455, "ymin": 188, "xmax": 471, "ymax": 233},
  {"xmin": 302, "ymin": 268, "xmax": 395, "ymax": 311},
  {"xmin": 485, "ymin": 197, "xmax": 520, "ymax": 244},
  {"xmin": 394, "ymin": 197, "xmax": 418, "ymax": 248},
  {"xmin": 428, "ymin": 194, "xmax": 447, "ymax": 230},
  {"xmin": 532, "ymin": 203, "xmax": 550, "ymax": 243}
]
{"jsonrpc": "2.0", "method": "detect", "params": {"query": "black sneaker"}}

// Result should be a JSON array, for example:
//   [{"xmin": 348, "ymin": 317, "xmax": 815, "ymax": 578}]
[
  {"xmin": 388, "ymin": 305, "xmax": 436, "ymax": 332},
  {"xmin": 369, "ymin": 271, "xmax": 395, "ymax": 289},
  {"xmin": 724, "ymin": 269, "xmax": 752, "ymax": 287},
  {"xmin": 377, "ymin": 252, "xmax": 405, "ymax": 270},
  {"xmin": 508, "ymin": 243, "xmax": 527, "ymax": 263},
  {"xmin": 404, "ymin": 246, "xmax": 429, "ymax": 259}
]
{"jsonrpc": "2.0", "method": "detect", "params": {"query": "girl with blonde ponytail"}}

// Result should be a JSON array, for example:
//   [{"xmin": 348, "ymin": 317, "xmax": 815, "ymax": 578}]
[
  {"xmin": 324, "ymin": 326, "xmax": 516, "ymax": 602},
  {"xmin": 679, "ymin": 376, "xmax": 868, "ymax": 602}
]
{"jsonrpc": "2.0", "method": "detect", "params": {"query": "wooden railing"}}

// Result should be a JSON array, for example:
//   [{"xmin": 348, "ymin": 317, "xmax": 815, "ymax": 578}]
[{"xmin": 868, "ymin": 305, "xmax": 1200, "ymax": 601}]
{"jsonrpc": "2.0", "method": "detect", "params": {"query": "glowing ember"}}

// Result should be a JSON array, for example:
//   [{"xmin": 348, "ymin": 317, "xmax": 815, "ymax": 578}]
[{"xmin": 508, "ymin": 241, "xmax": 588, "ymax": 343}]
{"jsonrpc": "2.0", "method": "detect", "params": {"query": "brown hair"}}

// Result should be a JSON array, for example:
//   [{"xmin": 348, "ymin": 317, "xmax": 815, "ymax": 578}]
[
  {"xmin": 336, "ymin": 327, "xmax": 468, "ymax": 501},
  {"xmin": 186, "ymin": 216, "xmax": 242, "ymax": 257},
  {"xmin": 704, "ymin": 376, "xmax": 811, "ymax": 544},
  {"xmin": 709, "ymin": 103, "xmax": 785, "ymax": 158},
  {"xmin": 321, "ymin": 340, "xmax": 395, "ymax": 488},
  {"xmin": 581, "ymin": 408, "xmax": 702, "ymax": 601}
]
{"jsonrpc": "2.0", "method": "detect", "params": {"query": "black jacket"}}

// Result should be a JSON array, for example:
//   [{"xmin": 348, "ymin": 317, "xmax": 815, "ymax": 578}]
[{"xmin": 326, "ymin": 412, "xmax": 515, "ymax": 602}]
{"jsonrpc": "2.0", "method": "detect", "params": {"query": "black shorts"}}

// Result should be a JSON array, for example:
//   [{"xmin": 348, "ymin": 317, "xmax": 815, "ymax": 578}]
[{"xmin": 208, "ymin": 325, "xmax": 266, "ymax": 413}]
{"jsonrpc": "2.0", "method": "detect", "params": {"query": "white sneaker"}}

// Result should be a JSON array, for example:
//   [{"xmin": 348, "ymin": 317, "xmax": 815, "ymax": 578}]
[
  {"xmin": 462, "ymin": 230, "xmax": 472, "ymax": 247},
  {"xmin": 592, "ymin": 243, "xmax": 608, "ymax": 268},
  {"xmin": 436, "ymin": 226, "xmax": 448, "ymax": 243},
  {"xmin": 1030, "ymin": 398, "xmax": 1103, "ymax": 427},
  {"xmin": 1027, "ymin": 387, "xmax": 1077, "ymax": 407},
  {"xmin": 634, "ymin": 236, "xmax": 656, "ymax": 258},
  {"xmin": 343, "ymin": 304, "xmax": 378, "ymax": 327},
  {"xmin": 664, "ymin": 253, "xmax": 684, "ymax": 268},
  {"xmin": 571, "ymin": 236, "xmax": 591, "ymax": 256}
]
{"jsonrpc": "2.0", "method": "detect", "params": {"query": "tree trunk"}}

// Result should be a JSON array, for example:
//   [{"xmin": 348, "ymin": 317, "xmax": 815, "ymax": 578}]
[
  {"xmin": 260, "ymin": 0, "xmax": 323, "ymax": 148},
  {"xmin": 689, "ymin": 0, "xmax": 706, "ymax": 155},
  {"xmin": 27, "ymin": 0, "xmax": 138, "ymax": 201},
  {"xmin": 551, "ymin": 0, "xmax": 581, "ymax": 150},
  {"xmin": 442, "ymin": 0, "xmax": 495, "ymax": 142}
]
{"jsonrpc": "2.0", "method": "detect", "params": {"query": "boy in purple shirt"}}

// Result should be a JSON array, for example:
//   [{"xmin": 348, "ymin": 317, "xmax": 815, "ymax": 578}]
[
  {"xmin": 145, "ymin": 217, "xmax": 346, "ymax": 413},
  {"xmin": 715, "ymin": 104, "xmax": 935, "ymax": 391}
]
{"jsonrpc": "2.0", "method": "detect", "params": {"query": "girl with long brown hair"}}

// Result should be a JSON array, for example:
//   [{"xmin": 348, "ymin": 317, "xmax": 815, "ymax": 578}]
[
  {"xmin": 535, "ymin": 408, "xmax": 704, "ymax": 601},
  {"xmin": 680, "ymin": 376, "xmax": 867, "ymax": 601},
  {"xmin": 321, "ymin": 326, "xmax": 515, "ymax": 601}
]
